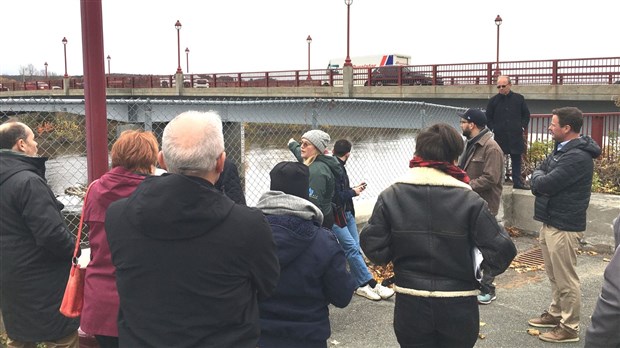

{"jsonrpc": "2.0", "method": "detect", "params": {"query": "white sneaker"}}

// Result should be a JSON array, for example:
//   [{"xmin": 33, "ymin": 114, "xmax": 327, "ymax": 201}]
[
  {"xmin": 372, "ymin": 283, "xmax": 395, "ymax": 300},
  {"xmin": 355, "ymin": 285, "xmax": 381, "ymax": 301}
]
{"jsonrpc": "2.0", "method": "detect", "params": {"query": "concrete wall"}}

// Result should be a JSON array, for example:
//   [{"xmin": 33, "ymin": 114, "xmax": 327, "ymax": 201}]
[{"xmin": 355, "ymin": 188, "xmax": 620, "ymax": 252}]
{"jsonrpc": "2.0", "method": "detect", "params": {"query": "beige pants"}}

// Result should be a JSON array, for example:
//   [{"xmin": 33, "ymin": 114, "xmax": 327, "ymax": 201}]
[
  {"xmin": 7, "ymin": 331, "xmax": 78, "ymax": 348},
  {"xmin": 539, "ymin": 223, "xmax": 583, "ymax": 332}
]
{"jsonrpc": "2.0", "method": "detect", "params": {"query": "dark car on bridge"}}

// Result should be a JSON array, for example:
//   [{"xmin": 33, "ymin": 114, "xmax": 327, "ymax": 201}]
[{"xmin": 364, "ymin": 66, "xmax": 443, "ymax": 86}]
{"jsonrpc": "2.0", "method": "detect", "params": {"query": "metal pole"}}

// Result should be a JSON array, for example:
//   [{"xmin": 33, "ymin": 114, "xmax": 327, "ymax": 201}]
[
  {"xmin": 307, "ymin": 35, "xmax": 312, "ymax": 80},
  {"xmin": 107, "ymin": 55, "xmax": 111, "ymax": 75},
  {"xmin": 62, "ymin": 37, "xmax": 68, "ymax": 77},
  {"xmin": 175, "ymin": 21, "xmax": 183, "ymax": 74},
  {"xmin": 344, "ymin": 1, "xmax": 352, "ymax": 67},
  {"xmin": 185, "ymin": 48, "xmax": 189, "ymax": 73},
  {"xmin": 44, "ymin": 62, "xmax": 48, "ymax": 78},
  {"xmin": 80, "ymin": 0, "xmax": 108, "ymax": 182}
]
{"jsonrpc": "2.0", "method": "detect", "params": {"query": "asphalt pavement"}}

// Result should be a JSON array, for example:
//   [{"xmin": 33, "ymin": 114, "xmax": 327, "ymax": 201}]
[{"xmin": 327, "ymin": 234, "xmax": 612, "ymax": 348}]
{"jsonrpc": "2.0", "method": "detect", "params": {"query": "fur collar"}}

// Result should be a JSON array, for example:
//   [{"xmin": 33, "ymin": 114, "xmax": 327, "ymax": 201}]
[{"xmin": 397, "ymin": 167, "xmax": 472, "ymax": 190}]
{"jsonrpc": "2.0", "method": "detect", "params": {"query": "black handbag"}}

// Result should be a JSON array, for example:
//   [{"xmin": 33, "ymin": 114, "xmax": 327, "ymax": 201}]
[{"xmin": 333, "ymin": 202, "xmax": 347, "ymax": 228}]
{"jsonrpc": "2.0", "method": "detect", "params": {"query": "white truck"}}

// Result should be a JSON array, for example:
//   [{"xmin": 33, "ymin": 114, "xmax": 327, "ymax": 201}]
[{"xmin": 327, "ymin": 54, "xmax": 411, "ymax": 71}]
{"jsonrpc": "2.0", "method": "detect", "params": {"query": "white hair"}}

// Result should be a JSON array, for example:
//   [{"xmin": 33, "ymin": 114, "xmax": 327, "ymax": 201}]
[{"xmin": 162, "ymin": 111, "xmax": 224, "ymax": 174}]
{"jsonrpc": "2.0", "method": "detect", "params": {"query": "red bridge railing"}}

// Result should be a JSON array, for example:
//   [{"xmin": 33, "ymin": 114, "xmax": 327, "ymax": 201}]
[{"xmin": 1, "ymin": 57, "xmax": 618, "ymax": 91}]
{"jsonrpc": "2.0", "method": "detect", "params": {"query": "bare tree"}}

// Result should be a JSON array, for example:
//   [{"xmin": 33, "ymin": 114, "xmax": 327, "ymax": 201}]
[{"xmin": 18, "ymin": 64, "xmax": 37, "ymax": 82}]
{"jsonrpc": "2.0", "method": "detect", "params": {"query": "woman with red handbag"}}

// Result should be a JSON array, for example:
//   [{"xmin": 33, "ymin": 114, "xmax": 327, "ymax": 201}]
[{"xmin": 80, "ymin": 130, "xmax": 159, "ymax": 348}]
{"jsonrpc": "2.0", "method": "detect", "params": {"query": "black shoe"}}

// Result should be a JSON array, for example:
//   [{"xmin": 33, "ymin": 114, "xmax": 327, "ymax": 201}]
[{"xmin": 513, "ymin": 184, "xmax": 530, "ymax": 190}]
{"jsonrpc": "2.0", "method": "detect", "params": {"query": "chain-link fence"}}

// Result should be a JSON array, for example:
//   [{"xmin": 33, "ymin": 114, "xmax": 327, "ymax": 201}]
[{"xmin": 1, "ymin": 97, "xmax": 466, "ymax": 245}]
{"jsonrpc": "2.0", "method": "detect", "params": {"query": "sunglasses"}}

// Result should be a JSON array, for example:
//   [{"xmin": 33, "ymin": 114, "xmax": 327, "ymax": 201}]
[{"xmin": 497, "ymin": 85, "xmax": 508, "ymax": 89}]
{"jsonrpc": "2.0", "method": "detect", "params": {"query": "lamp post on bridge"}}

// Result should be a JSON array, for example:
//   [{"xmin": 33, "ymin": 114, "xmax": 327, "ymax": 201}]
[
  {"xmin": 62, "ymin": 37, "xmax": 68, "ymax": 77},
  {"xmin": 306, "ymin": 35, "xmax": 312, "ymax": 80},
  {"xmin": 44, "ymin": 62, "xmax": 48, "ymax": 78},
  {"xmin": 494, "ymin": 15, "xmax": 502, "ymax": 79},
  {"xmin": 344, "ymin": 0, "xmax": 353, "ymax": 67},
  {"xmin": 175, "ymin": 20, "xmax": 183, "ymax": 74},
  {"xmin": 185, "ymin": 47, "xmax": 190, "ymax": 74},
  {"xmin": 107, "ymin": 55, "xmax": 111, "ymax": 76}
]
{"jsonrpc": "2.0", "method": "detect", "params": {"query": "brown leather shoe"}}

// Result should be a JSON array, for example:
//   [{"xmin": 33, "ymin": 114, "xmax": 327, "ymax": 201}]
[
  {"xmin": 539, "ymin": 324, "xmax": 579, "ymax": 343},
  {"xmin": 528, "ymin": 311, "xmax": 561, "ymax": 328}
]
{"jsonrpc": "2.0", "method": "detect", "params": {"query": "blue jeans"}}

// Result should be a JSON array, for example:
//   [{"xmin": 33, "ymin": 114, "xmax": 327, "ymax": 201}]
[{"xmin": 332, "ymin": 211, "xmax": 373, "ymax": 287}]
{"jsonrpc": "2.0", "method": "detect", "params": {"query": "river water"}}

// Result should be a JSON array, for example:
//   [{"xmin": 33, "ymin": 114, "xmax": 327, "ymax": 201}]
[{"xmin": 48, "ymin": 134, "xmax": 418, "ymax": 211}]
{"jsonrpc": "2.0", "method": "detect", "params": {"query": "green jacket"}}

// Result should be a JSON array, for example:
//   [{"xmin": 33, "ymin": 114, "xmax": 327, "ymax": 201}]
[{"xmin": 289, "ymin": 141, "xmax": 343, "ymax": 216}]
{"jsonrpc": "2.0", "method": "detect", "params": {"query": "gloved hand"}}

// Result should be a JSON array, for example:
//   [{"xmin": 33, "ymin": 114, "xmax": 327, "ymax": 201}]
[{"xmin": 288, "ymin": 138, "xmax": 296, "ymax": 145}]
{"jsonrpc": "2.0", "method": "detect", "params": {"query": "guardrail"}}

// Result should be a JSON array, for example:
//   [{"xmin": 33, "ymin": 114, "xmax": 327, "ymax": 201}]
[{"xmin": 1, "ymin": 57, "xmax": 618, "ymax": 92}]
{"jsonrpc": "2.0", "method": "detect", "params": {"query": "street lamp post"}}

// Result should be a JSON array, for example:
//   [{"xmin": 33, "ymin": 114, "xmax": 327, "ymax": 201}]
[
  {"xmin": 344, "ymin": 0, "xmax": 353, "ymax": 67},
  {"xmin": 107, "ymin": 55, "xmax": 111, "ymax": 75},
  {"xmin": 44, "ymin": 62, "xmax": 48, "ymax": 78},
  {"xmin": 185, "ymin": 47, "xmax": 190, "ymax": 73},
  {"xmin": 175, "ymin": 20, "xmax": 183, "ymax": 74},
  {"xmin": 494, "ymin": 15, "xmax": 502, "ymax": 78},
  {"xmin": 62, "ymin": 37, "xmax": 68, "ymax": 77},
  {"xmin": 306, "ymin": 35, "xmax": 312, "ymax": 80}
]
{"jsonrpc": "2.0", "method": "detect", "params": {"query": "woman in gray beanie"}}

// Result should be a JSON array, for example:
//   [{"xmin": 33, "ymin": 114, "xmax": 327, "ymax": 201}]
[{"xmin": 288, "ymin": 130, "xmax": 343, "ymax": 228}]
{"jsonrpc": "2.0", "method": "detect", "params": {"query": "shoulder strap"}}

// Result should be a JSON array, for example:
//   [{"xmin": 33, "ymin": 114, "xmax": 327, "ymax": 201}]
[{"xmin": 71, "ymin": 180, "xmax": 97, "ymax": 265}]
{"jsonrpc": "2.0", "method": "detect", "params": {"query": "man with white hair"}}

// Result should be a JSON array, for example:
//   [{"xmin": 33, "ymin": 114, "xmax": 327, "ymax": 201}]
[
  {"xmin": 105, "ymin": 111, "xmax": 280, "ymax": 347},
  {"xmin": 0, "ymin": 120, "xmax": 79, "ymax": 347}
]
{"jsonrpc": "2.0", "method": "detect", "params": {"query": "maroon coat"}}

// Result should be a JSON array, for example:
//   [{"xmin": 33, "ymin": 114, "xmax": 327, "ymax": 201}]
[{"xmin": 80, "ymin": 166, "xmax": 147, "ymax": 337}]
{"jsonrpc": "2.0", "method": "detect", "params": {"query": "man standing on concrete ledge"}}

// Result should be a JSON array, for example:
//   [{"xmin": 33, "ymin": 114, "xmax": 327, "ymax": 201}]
[
  {"xmin": 486, "ymin": 75, "xmax": 530, "ymax": 189},
  {"xmin": 458, "ymin": 109, "xmax": 504, "ymax": 305},
  {"xmin": 528, "ymin": 107, "xmax": 601, "ymax": 343}
]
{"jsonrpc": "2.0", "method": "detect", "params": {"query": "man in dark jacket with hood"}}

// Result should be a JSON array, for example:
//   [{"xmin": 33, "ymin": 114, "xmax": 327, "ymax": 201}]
[
  {"xmin": 0, "ymin": 121, "xmax": 79, "ymax": 347},
  {"xmin": 256, "ymin": 161, "xmax": 355, "ymax": 347},
  {"xmin": 105, "ymin": 111, "xmax": 280, "ymax": 348},
  {"xmin": 528, "ymin": 107, "xmax": 601, "ymax": 344}
]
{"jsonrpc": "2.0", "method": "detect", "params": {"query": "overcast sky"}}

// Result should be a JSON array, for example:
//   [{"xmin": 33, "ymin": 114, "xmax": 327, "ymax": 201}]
[{"xmin": 1, "ymin": 0, "xmax": 617, "ymax": 76}]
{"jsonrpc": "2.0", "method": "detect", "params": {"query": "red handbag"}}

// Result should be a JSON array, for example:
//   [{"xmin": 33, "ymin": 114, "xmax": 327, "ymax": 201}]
[{"xmin": 59, "ymin": 182, "xmax": 94, "ymax": 318}]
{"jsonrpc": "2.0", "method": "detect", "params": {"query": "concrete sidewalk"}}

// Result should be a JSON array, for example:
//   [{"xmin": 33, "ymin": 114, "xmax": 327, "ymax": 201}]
[{"xmin": 327, "ymin": 234, "xmax": 612, "ymax": 348}]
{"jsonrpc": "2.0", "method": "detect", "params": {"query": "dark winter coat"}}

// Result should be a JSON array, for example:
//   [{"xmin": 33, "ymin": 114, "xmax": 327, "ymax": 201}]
[
  {"xmin": 360, "ymin": 167, "xmax": 516, "ymax": 292},
  {"xmin": 486, "ymin": 90, "xmax": 531, "ymax": 154},
  {"xmin": 289, "ymin": 142, "xmax": 343, "ymax": 220},
  {"xmin": 333, "ymin": 157, "xmax": 357, "ymax": 215},
  {"xmin": 531, "ymin": 136, "xmax": 601, "ymax": 232},
  {"xmin": 105, "ymin": 173, "xmax": 280, "ymax": 348},
  {"xmin": 256, "ymin": 191, "xmax": 354, "ymax": 347},
  {"xmin": 214, "ymin": 158, "xmax": 246, "ymax": 205},
  {"xmin": 0, "ymin": 150, "xmax": 79, "ymax": 342}
]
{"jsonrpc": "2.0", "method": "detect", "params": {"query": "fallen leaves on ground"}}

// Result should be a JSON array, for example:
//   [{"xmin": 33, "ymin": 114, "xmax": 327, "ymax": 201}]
[
  {"xmin": 505, "ymin": 226, "xmax": 521, "ymax": 237},
  {"xmin": 478, "ymin": 333, "xmax": 486, "ymax": 339},
  {"xmin": 603, "ymin": 257, "xmax": 611, "ymax": 262},
  {"xmin": 368, "ymin": 262, "xmax": 394, "ymax": 285},
  {"xmin": 577, "ymin": 250, "xmax": 598, "ymax": 256},
  {"xmin": 527, "ymin": 328, "xmax": 541, "ymax": 336},
  {"xmin": 509, "ymin": 261, "xmax": 545, "ymax": 273}
]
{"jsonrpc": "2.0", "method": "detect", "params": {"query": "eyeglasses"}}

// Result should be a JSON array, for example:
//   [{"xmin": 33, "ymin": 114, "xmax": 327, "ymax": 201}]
[
  {"xmin": 497, "ymin": 85, "xmax": 508, "ymax": 89},
  {"xmin": 300, "ymin": 141, "xmax": 314, "ymax": 148}
]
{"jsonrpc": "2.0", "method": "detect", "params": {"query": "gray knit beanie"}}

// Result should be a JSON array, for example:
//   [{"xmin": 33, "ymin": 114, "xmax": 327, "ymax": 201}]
[{"xmin": 302, "ymin": 129, "xmax": 330, "ymax": 154}]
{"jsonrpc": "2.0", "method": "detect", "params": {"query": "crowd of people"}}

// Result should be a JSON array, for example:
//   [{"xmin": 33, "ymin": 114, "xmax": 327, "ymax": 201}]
[{"xmin": 0, "ymin": 75, "xmax": 617, "ymax": 348}]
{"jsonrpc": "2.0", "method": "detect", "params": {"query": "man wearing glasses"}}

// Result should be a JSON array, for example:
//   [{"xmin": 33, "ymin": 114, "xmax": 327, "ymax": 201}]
[{"xmin": 485, "ymin": 75, "xmax": 531, "ymax": 189}]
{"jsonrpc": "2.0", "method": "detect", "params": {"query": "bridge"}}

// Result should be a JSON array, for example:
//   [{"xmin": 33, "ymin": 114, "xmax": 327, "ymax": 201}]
[{"xmin": 2, "ymin": 57, "xmax": 620, "ymax": 113}]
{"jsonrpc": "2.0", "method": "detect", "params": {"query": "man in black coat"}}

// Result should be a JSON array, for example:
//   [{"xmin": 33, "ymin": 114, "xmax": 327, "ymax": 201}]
[
  {"xmin": 486, "ymin": 75, "xmax": 531, "ymax": 189},
  {"xmin": 105, "ymin": 111, "xmax": 280, "ymax": 348},
  {"xmin": 215, "ymin": 157, "xmax": 246, "ymax": 205},
  {"xmin": 528, "ymin": 107, "xmax": 601, "ymax": 343},
  {"xmin": 0, "ymin": 121, "xmax": 79, "ymax": 347}
]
